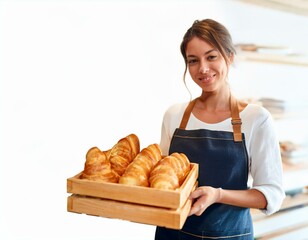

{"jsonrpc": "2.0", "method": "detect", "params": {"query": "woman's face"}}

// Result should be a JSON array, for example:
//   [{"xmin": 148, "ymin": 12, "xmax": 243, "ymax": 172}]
[{"xmin": 185, "ymin": 36, "xmax": 231, "ymax": 94}]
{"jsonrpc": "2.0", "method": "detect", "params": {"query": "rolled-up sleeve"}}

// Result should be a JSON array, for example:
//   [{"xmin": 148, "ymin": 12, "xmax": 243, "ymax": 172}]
[{"xmin": 250, "ymin": 113, "xmax": 285, "ymax": 215}]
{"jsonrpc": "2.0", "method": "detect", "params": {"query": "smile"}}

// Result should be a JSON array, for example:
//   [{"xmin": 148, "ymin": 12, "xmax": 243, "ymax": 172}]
[{"xmin": 198, "ymin": 74, "xmax": 215, "ymax": 83}]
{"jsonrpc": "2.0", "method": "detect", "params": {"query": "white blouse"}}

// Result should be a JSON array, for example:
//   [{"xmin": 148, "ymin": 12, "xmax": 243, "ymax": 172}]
[{"xmin": 160, "ymin": 102, "xmax": 285, "ymax": 215}]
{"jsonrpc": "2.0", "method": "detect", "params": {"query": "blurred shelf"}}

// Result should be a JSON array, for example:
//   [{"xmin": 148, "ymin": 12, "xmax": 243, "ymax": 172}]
[
  {"xmin": 268, "ymin": 226, "xmax": 308, "ymax": 240},
  {"xmin": 272, "ymin": 111, "xmax": 308, "ymax": 120},
  {"xmin": 234, "ymin": 2, "xmax": 308, "ymax": 238},
  {"xmin": 252, "ymin": 163, "xmax": 308, "ymax": 239},
  {"xmin": 254, "ymin": 206, "xmax": 308, "ymax": 240},
  {"xmin": 236, "ymin": 50, "xmax": 308, "ymax": 67},
  {"xmin": 239, "ymin": 0, "xmax": 308, "ymax": 17},
  {"xmin": 283, "ymin": 161, "xmax": 308, "ymax": 192},
  {"xmin": 253, "ymin": 206, "xmax": 308, "ymax": 239}
]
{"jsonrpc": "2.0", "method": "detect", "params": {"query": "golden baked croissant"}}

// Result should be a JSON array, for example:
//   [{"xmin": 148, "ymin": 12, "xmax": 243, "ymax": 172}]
[
  {"xmin": 119, "ymin": 143, "xmax": 162, "ymax": 187},
  {"xmin": 81, "ymin": 147, "xmax": 119, "ymax": 183},
  {"xmin": 109, "ymin": 133, "xmax": 140, "ymax": 176},
  {"xmin": 149, "ymin": 152, "xmax": 191, "ymax": 190}
]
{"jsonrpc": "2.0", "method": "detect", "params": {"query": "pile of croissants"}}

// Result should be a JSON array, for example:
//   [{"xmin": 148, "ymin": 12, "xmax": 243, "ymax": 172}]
[{"xmin": 81, "ymin": 133, "xmax": 191, "ymax": 190}]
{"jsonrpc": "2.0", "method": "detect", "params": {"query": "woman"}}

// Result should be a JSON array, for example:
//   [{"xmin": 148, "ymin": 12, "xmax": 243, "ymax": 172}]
[{"xmin": 155, "ymin": 19, "xmax": 285, "ymax": 240}]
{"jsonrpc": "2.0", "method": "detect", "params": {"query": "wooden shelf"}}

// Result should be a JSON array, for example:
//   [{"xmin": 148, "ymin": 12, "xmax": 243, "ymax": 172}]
[
  {"xmin": 272, "ymin": 111, "xmax": 308, "ymax": 120},
  {"xmin": 253, "ymin": 206, "xmax": 308, "ymax": 239},
  {"xmin": 283, "ymin": 162, "xmax": 308, "ymax": 192},
  {"xmin": 236, "ymin": 51, "xmax": 308, "ymax": 67},
  {"xmin": 235, "ymin": 2, "xmax": 308, "ymax": 238},
  {"xmin": 239, "ymin": 0, "xmax": 308, "ymax": 17},
  {"xmin": 251, "ymin": 163, "xmax": 308, "ymax": 239}
]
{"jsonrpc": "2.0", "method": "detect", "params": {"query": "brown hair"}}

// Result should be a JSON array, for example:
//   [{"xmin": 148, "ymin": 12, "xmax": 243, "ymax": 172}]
[{"xmin": 180, "ymin": 19, "xmax": 236, "ymax": 82}]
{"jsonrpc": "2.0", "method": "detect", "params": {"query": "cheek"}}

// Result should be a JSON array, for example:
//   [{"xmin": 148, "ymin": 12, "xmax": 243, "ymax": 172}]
[
  {"xmin": 217, "ymin": 63, "xmax": 228, "ymax": 76},
  {"xmin": 188, "ymin": 66, "xmax": 197, "ymax": 76}
]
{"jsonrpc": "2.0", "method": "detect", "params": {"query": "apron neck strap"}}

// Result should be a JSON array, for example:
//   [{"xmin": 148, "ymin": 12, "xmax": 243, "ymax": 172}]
[
  {"xmin": 230, "ymin": 95, "xmax": 243, "ymax": 142},
  {"xmin": 179, "ymin": 95, "xmax": 243, "ymax": 142},
  {"xmin": 179, "ymin": 98, "xmax": 198, "ymax": 129}
]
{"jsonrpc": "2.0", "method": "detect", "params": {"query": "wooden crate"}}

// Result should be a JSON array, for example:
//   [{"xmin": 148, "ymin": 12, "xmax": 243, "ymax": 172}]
[
  {"xmin": 67, "ymin": 184, "xmax": 195, "ymax": 230},
  {"xmin": 67, "ymin": 163, "xmax": 198, "ymax": 209}
]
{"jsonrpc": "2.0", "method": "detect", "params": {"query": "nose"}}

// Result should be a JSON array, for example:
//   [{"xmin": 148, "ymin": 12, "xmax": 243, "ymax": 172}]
[{"xmin": 199, "ymin": 61, "xmax": 209, "ymax": 74}]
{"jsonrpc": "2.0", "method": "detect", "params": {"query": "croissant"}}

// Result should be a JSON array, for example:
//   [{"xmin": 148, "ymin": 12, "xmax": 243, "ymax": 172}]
[
  {"xmin": 149, "ymin": 152, "xmax": 191, "ymax": 190},
  {"xmin": 81, "ymin": 147, "xmax": 119, "ymax": 183},
  {"xmin": 109, "ymin": 133, "xmax": 140, "ymax": 176},
  {"xmin": 119, "ymin": 143, "xmax": 162, "ymax": 187}
]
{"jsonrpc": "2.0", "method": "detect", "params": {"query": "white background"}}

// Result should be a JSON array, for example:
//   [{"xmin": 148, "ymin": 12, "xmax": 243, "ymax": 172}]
[{"xmin": 1, "ymin": 0, "xmax": 308, "ymax": 239}]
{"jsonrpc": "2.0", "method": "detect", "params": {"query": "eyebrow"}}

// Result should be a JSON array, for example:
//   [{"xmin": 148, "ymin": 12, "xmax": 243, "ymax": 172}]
[{"xmin": 187, "ymin": 49, "xmax": 217, "ymax": 58}]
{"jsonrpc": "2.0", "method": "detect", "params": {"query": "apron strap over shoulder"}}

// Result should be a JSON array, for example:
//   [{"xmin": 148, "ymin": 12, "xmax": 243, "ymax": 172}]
[
  {"xmin": 230, "ymin": 95, "xmax": 243, "ymax": 142},
  {"xmin": 179, "ymin": 98, "xmax": 198, "ymax": 129}
]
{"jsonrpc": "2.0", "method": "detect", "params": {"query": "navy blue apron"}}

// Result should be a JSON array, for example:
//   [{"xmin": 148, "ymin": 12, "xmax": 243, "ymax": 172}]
[{"xmin": 155, "ymin": 96, "xmax": 253, "ymax": 240}]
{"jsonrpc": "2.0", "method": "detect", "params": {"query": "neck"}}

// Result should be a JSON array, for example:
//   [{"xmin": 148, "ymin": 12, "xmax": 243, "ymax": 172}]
[{"xmin": 197, "ymin": 89, "xmax": 231, "ymax": 112}]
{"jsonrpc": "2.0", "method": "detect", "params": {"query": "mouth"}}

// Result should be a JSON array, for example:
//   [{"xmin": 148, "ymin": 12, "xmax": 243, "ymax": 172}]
[{"xmin": 198, "ymin": 74, "xmax": 215, "ymax": 83}]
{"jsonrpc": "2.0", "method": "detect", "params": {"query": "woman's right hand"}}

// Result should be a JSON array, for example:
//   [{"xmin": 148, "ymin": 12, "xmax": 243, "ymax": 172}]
[{"xmin": 188, "ymin": 186, "xmax": 222, "ymax": 216}]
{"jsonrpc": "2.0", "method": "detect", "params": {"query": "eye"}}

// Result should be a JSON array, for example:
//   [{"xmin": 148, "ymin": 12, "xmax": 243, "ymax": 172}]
[
  {"xmin": 187, "ymin": 58, "xmax": 198, "ymax": 65},
  {"xmin": 208, "ymin": 55, "xmax": 218, "ymax": 61}
]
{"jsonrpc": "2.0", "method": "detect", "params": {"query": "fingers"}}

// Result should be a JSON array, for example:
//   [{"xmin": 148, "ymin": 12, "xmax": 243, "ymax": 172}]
[
  {"xmin": 188, "ymin": 187, "xmax": 220, "ymax": 216},
  {"xmin": 189, "ymin": 196, "xmax": 207, "ymax": 216},
  {"xmin": 189, "ymin": 187, "xmax": 204, "ymax": 200}
]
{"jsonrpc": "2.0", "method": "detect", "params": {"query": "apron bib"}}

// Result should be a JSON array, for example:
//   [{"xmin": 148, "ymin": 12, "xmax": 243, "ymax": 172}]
[{"xmin": 155, "ymin": 96, "xmax": 253, "ymax": 240}]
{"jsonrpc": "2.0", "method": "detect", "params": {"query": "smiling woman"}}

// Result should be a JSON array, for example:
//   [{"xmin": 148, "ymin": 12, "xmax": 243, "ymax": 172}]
[{"xmin": 155, "ymin": 19, "xmax": 285, "ymax": 240}]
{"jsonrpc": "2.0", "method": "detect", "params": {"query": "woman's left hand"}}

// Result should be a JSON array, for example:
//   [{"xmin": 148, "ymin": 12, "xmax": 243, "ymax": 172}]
[{"xmin": 188, "ymin": 186, "xmax": 221, "ymax": 216}]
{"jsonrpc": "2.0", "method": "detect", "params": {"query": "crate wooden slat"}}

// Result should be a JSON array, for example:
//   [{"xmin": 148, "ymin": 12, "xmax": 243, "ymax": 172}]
[
  {"xmin": 67, "ymin": 163, "xmax": 198, "ymax": 209},
  {"xmin": 67, "ymin": 190, "xmax": 194, "ymax": 230}
]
